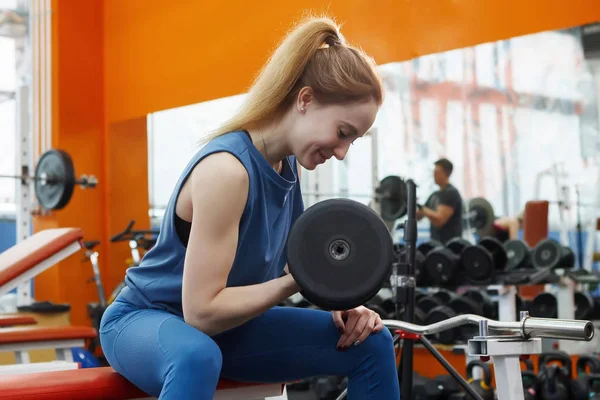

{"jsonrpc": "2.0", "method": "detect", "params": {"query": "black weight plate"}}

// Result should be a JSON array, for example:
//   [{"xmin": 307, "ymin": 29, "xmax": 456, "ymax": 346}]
[
  {"xmin": 530, "ymin": 292, "xmax": 558, "ymax": 318},
  {"xmin": 574, "ymin": 291, "xmax": 594, "ymax": 320},
  {"xmin": 467, "ymin": 197, "xmax": 495, "ymax": 236},
  {"xmin": 425, "ymin": 248, "xmax": 459, "ymax": 285},
  {"xmin": 479, "ymin": 236, "xmax": 508, "ymax": 270},
  {"xmin": 460, "ymin": 246, "xmax": 494, "ymax": 284},
  {"xmin": 504, "ymin": 239, "xmax": 531, "ymax": 270},
  {"xmin": 448, "ymin": 296, "xmax": 483, "ymax": 342},
  {"xmin": 417, "ymin": 295, "xmax": 444, "ymax": 314},
  {"xmin": 414, "ymin": 250, "xmax": 427, "ymax": 287},
  {"xmin": 377, "ymin": 175, "xmax": 407, "ymax": 221},
  {"xmin": 425, "ymin": 305, "xmax": 458, "ymax": 345},
  {"xmin": 531, "ymin": 239, "xmax": 562, "ymax": 269},
  {"xmin": 417, "ymin": 240, "xmax": 443, "ymax": 256},
  {"xmin": 287, "ymin": 198, "xmax": 392, "ymax": 311},
  {"xmin": 560, "ymin": 246, "xmax": 576, "ymax": 269},
  {"xmin": 462, "ymin": 289, "xmax": 497, "ymax": 319},
  {"xmin": 446, "ymin": 237, "xmax": 471, "ymax": 254},
  {"xmin": 431, "ymin": 289, "xmax": 457, "ymax": 304},
  {"xmin": 34, "ymin": 149, "xmax": 76, "ymax": 210}
]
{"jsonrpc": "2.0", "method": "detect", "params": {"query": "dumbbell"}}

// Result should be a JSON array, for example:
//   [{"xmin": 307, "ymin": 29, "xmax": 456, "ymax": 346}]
[
  {"xmin": 448, "ymin": 293, "xmax": 485, "ymax": 341},
  {"xmin": 461, "ymin": 289, "xmax": 499, "ymax": 320},
  {"xmin": 416, "ymin": 240, "xmax": 443, "ymax": 287},
  {"xmin": 575, "ymin": 291, "xmax": 596, "ymax": 320},
  {"xmin": 425, "ymin": 238, "xmax": 471, "ymax": 286},
  {"xmin": 504, "ymin": 239, "xmax": 532, "ymax": 270},
  {"xmin": 460, "ymin": 236, "xmax": 507, "ymax": 285},
  {"xmin": 424, "ymin": 305, "xmax": 458, "ymax": 345},
  {"xmin": 393, "ymin": 245, "xmax": 428, "ymax": 288},
  {"xmin": 364, "ymin": 293, "xmax": 395, "ymax": 319},
  {"xmin": 530, "ymin": 292, "xmax": 557, "ymax": 318},
  {"xmin": 531, "ymin": 238, "xmax": 576, "ymax": 269}
]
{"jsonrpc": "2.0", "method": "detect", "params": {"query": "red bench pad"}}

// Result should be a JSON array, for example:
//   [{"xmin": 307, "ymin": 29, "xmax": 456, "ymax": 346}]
[
  {"xmin": 0, "ymin": 366, "xmax": 283, "ymax": 399},
  {"xmin": 0, "ymin": 228, "xmax": 83, "ymax": 287},
  {"xmin": 0, "ymin": 315, "xmax": 37, "ymax": 328},
  {"xmin": 0, "ymin": 325, "xmax": 97, "ymax": 344}
]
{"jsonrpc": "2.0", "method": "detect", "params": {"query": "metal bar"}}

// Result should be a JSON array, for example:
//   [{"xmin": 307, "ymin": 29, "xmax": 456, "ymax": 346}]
[{"xmin": 382, "ymin": 315, "xmax": 594, "ymax": 341}]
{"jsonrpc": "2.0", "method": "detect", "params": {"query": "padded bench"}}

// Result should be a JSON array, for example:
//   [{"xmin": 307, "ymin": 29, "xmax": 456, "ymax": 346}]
[
  {"xmin": 0, "ymin": 366, "xmax": 286, "ymax": 399},
  {"xmin": 0, "ymin": 315, "xmax": 36, "ymax": 328}
]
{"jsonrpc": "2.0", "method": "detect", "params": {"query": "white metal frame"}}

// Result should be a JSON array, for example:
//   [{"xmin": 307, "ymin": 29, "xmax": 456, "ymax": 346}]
[
  {"xmin": 468, "ymin": 334, "xmax": 542, "ymax": 400},
  {"xmin": 0, "ymin": 337, "xmax": 82, "ymax": 364},
  {"xmin": 0, "ymin": 360, "xmax": 79, "ymax": 375}
]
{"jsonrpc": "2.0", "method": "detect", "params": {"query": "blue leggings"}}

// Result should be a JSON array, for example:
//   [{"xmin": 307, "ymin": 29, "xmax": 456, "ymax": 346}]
[{"xmin": 99, "ymin": 298, "xmax": 400, "ymax": 399}]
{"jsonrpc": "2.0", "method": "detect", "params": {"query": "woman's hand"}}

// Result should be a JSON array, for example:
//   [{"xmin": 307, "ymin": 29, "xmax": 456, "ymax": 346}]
[{"xmin": 332, "ymin": 306, "xmax": 384, "ymax": 350}]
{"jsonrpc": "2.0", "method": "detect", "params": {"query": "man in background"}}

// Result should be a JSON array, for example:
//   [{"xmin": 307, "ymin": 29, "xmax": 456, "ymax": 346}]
[{"xmin": 417, "ymin": 158, "xmax": 464, "ymax": 244}]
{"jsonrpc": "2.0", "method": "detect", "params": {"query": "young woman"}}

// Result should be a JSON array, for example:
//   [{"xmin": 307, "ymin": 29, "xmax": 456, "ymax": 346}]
[{"xmin": 100, "ymin": 15, "xmax": 400, "ymax": 399}]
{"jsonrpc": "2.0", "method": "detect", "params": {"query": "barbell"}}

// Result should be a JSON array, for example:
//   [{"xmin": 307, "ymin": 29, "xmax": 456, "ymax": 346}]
[{"xmin": 0, "ymin": 148, "xmax": 98, "ymax": 210}]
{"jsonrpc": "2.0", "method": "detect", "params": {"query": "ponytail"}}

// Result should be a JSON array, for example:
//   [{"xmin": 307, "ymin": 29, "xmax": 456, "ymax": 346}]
[{"xmin": 204, "ymin": 15, "xmax": 382, "ymax": 142}]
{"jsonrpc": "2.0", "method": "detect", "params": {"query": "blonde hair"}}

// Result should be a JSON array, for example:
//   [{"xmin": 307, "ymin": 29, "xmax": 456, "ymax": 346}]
[{"xmin": 204, "ymin": 15, "xmax": 383, "ymax": 142}]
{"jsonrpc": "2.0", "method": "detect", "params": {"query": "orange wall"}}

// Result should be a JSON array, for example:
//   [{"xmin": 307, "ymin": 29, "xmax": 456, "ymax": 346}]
[
  {"xmin": 40, "ymin": 0, "xmax": 599, "ymax": 327},
  {"xmin": 34, "ymin": 0, "xmax": 106, "ymax": 326},
  {"xmin": 103, "ymin": 0, "xmax": 600, "ymax": 123}
]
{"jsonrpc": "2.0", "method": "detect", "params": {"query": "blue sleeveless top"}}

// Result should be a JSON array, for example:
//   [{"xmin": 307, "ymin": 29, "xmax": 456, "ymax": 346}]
[{"xmin": 118, "ymin": 130, "xmax": 305, "ymax": 316}]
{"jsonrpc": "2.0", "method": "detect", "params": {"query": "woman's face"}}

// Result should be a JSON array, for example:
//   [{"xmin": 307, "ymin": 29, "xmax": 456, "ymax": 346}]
[{"xmin": 289, "ymin": 91, "xmax": 379, "ymax": 170}]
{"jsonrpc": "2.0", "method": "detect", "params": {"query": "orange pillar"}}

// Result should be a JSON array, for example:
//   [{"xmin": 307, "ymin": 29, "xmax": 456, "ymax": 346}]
[{"xmin": 33, "ymin": 0, "xmax": 106, "ymax": 326}]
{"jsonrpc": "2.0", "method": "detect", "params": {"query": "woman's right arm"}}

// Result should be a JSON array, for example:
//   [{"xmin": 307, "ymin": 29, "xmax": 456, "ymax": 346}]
[{"xmin": 181, "ymin": 152, "xmax": 300, "ymax": 336}]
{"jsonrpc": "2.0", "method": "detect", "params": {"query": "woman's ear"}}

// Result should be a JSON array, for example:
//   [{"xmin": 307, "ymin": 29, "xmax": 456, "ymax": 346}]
[{"xmin": 296, "ymin": 86, "xmax": 315, "ymax": 113}]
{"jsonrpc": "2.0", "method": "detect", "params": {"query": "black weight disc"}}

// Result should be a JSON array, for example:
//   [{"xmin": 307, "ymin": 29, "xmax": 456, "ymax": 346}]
[
  {"xmin": 34, "ymin": 149, "xmax": 76, "ymax": 210},
  {"xmin": 460, "ymin": 246, "xmax": 494, "ymax": 284},
  {"xmin": 446, "ymin": 237, "xmax": 471, "ymax": 254},
  {"xmin": 504, "ymin": 239, "xmax": 531, "ymax": 270},
  {"xmin": 377, "ymin": 175, "xmax": 407, "ymax": 221},
  {"xmin": 425, "ymin": 248, "xmax": 459, "ymax": 285},
  {"xmin": 531, "ymin": 238, "xmax": 562, "ymax": 269},
  {"xmin": 467, "ymin": 197, "xmax": 495, "ymax": 236},
  {"xmin": 425, "ymin": 305, "xmax": 458, "ymax": 345},
  {"xmin": 287, "ymin": 198, "xmax": 393, "ymax": 310},
  {"xmin": 574, "ymin": 291, "xmax": 594, "ymax": 319},
  {"xmin": 530, "ymin": 292, "xmax": 558, "ymax": 318},
  {"xmin": 417, "ymin": 240, "xmax": 443, "ymax": 256},
  {"xmin": 431, "ymin": 288, "xmax": 457, "ymax": 304},
  {"xmin": 479, "ymin": 236, "xmax": 508, "ymax": 270},
  {"xmin": 417, "ymin": 295, "xmax": 443, "ymax": 314},
  {"xmin": 560, "ymin": 246, "xmax": 576, "ymax": 269},
  {"xmin": 448, "ymin": 296, "xmax": 483, "ymax": 341},
  {"xmin": 462, "ymin": 289, "xmax": 498, "ymax": 319}
]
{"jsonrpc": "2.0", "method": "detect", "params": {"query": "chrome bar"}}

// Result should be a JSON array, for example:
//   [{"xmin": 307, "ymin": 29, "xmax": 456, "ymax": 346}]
[{"xmin": 382, "ymin": 315, "xmax": 594, "ymax": 341}]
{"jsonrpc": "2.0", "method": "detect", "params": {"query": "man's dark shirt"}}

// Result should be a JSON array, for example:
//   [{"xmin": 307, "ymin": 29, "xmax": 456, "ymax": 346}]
[{"xmin": 424, "ymin": 183, "xmax": 463, "ymax": 244}]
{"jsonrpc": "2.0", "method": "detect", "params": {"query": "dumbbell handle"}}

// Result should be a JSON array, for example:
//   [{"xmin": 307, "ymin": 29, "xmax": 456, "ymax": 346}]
[{"xmin": 382, "ymin": 315, "xmax": 594, "ymax": 341}]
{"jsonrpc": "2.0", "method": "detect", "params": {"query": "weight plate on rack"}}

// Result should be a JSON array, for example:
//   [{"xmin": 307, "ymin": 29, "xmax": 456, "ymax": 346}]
[
  {"xmin": 34, "ymin": 149, "xmax": 76, "ymax": 210},
  {"xmin": 531, "ymin": 238, "xmax": 562, "ymax": 269},
  {"xmin": 417, "ymin": 240, "xmax": 443, "ymax": 256},
  {"xmin": 377, "ymin": 175, "xmax": 408, "ymax": 221},
  {"xmin": 530, "ymin": 292, "xmax": 558, "ymax": 318},
  {"xmin": 425, "ymin": 305, "xmax": 458, "ymax": 345},
  {"xmin": 574, "ymin": 291, "xmax": 594, "ymax": 320},
  {"xmin": 504, "ymin": 239, "xmax": 531, "ymax": 270},
  {"xmin": 460, "ymin": 246, "xmax": 494, "ymax": 284},
  {"xmin": 417, "ymin": 295, "xmax": 444, "ymax": 314},
  {"xmin": 425, "ymin": 248, "xmax": 460, "ymax": 286},
  {"xmin": 479, "ymin": 236, "xmax": 508, "ymax": 270}
]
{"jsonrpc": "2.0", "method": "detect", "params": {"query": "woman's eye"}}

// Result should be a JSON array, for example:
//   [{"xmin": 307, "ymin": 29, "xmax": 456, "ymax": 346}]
[{"xmin": 338, "ymin": 129, "xmax": 346, "ymax": 139}]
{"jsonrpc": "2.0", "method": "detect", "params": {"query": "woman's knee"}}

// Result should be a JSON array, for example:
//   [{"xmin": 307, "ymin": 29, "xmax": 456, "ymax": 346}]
[
  {"xmin": 171, "ymin": 341, "xmax": 223, "ymax": 374},
  {"xmin": 359, "ymin": 328, "xmax": 395, "ymax": 358}
]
